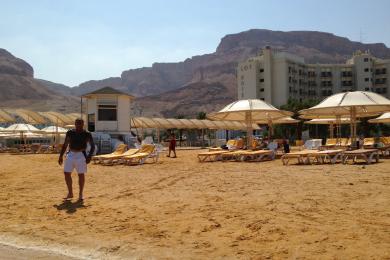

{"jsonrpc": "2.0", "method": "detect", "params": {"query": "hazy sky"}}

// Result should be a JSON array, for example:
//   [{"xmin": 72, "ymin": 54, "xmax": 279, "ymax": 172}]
[{"xmin": 1, "ymin": 0, "xmax": 389, "ymax": 86}]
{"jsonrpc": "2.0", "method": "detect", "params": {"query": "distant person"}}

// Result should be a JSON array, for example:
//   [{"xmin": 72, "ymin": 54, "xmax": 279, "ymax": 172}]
[
  {"xmin": 283, "ymin": 139, "xmax": 290, "ymax": 153},
  {"xmin": 167, "ymin": 132, "xmax": 177, "ymax": 158},
  {"xmin": 58, "ymin": 118, "xmax": 95, "ymax": 201}
]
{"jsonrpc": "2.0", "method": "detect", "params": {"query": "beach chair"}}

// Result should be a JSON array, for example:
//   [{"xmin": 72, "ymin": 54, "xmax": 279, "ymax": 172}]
[
  {"xmin": 281, "ymin": 150, "xmax": 314, "ymax": 165},
  {"xmin": 321, "ymin": 138, "xmax": 337, "ymax": 149},
  {"xmin": 307, "ymin": 149, "xmax": 345, "ymax": 164},
  {"xmin": 341, "ymin": 138, "xmax": 351, "ymax": 147},
  {"xmin": 91, "ymin": 144, "xmax": 128, "ymax": 164},
  {"xmin": 239, "ymin": 150, "xmax": 275, "ymax": 162},
  {"xmin": 99, "ymin": 148, "xmax": 139, "ymax": 166},
  {"xmin": 197, "ymin": 150, "xmax": 230, "ymax": 162},
  {"xmin": 220, "ymin": 150, "xmax": 246, "ymax": 161},
  {"xmin": 363, "ymin": 137, "xmax": 375, "ymax": 148},
  {"xmin": 122, "ymin": 144, "xmax": 158, "ymax": 165},
  {"xmin": 342, "ymin": 149, "xmax": 379, "ymax": 165}
]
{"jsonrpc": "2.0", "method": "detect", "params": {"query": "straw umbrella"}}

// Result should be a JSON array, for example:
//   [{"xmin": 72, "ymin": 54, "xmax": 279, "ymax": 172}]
[
  {"xmin": 208, "ymin": 99, "xmax": 293, "ymax": 147},
  {"xmin": 299, "ymin": 91, "xmax": 390, "ymax": 146}
]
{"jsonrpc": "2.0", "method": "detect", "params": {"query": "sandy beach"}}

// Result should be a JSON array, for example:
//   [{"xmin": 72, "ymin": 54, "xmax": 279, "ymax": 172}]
[{"xmin": 0, "ymin": 150, "xmax": 389, "ymax": 259}]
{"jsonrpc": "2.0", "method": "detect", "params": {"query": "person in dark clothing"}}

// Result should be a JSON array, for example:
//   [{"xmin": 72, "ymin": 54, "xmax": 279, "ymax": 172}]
[
  {"xmin": 167, "ymin": 132, "xmax": 177, "ymax": 158},
  {"xmin": 58, "ymin": 119, "xmax": 95, "ymax": 201},
  {"xmin": 283, "ymin": 139, "xmax": 290, "ymax": 153}
]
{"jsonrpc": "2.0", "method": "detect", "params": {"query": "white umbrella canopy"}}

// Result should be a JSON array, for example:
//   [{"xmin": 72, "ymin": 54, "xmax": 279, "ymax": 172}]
[
  {"xmin": 299, "ymin": 91, "xmax": 390, "ymax": 144},
  {"xmin": 304, "ymin": 118, "xmax": 355, "ymax": 124},
  {"xmin": 299, "ymin": 91, "xmax": 390, "ymax": 118},
  {"xmin": 5, "ymin": 123, "xmax": 41, "ymax": 132},
  {"xmin": 368, "ymin": 112, "xmax": 390, "ymax": 124},
  {"xmin": 256, "ymin": 116, "xmax": 299, "ymax": 125},
  {"xmin": 41, "ymin": 126, "xmax": 68, "ymax": 134},
  {"xmin": 208, "ymin": 99, "xmax": 293, "ymax": 121},
  {"xmin": 208, "ymin": 99, "xmax": 293, "ymax": 146}
]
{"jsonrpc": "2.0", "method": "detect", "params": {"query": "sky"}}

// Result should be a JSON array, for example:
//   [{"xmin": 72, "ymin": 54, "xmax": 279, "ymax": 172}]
[{"xmin": 1, "ymin": 0, "xmax": 390, "ymax": 86}]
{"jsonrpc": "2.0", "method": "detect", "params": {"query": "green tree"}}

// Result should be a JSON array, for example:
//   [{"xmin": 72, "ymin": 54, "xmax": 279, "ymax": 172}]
[{"xmin": 279, "ymin": 98, "xmax": 319, "ymax": 140}]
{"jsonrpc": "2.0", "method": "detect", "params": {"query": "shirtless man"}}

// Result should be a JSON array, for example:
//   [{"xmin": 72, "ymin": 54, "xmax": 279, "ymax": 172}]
[{"xmin": 58, "ymin": 118, "xmax": 95, "ymax": 201}]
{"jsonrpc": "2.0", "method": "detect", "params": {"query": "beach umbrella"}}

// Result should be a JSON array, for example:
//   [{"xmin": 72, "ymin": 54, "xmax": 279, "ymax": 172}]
[
  {"xmin": 305, "ymin": 118, "xmax": 358, "ymax": 139},
  {"xmin": 299, "ymin": 91, "xmax": 390, "ymax": 145},
  {"xmin": 41, "ymin": 126, "xmax": 68, "ymax": 145},
  {"xmin": 368, "ymin": 112, "xmax": 390, "ymax": 124},
  {"xmin": 255, "ymin": 116, "xmax": 299, "ymax": 137},
  {"xmin": 208, "ymin": 99, "xmax": 293, "ymax": 146},
  {"xmin": 3, "ymin": 123, "xmax": 43, "ymax": 145},
  {"xmin": 41, "ymin": 126, "xmax": 68, "ymax": 133}
]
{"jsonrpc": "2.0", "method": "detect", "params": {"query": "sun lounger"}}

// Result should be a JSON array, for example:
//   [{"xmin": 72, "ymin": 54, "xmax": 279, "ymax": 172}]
[
  {"xmin": 197, "ymin": 150, "xmax": 230, "ymax": 162},
  {"xmin": 122, "ymin": 144, "xmax": 158, "ymax": 165},
  {"xmin": 221, "ymin": 150, "xmax": 246, "ymax": 161},
  {"xmin": 99, "ymin": 148, "xmax": 139, "ymax": 166},
  {"xmin": 363, "ymin": 137, "xmax": 375, "ymax": 148},
  {"xmin": 307, "ymin": 149, "xmax": 345, "ymax": 164},
  {"xmin": 92, "ymin": 144, "xmax": 128, "ymax": 164},
  {"xmin": 342, "ymin": 149, "xmax": 379, "ymax": 165},
  {"xmin": 323, "ymin": 138, "xmax": 337, "ymax": 147},
  {"xmin": 238, "ymin": 150, "xmax": 275, "ymax": 162},
  {"xmin": 281, "ymin": 150, "xmax": 314, "ymax": 165}
]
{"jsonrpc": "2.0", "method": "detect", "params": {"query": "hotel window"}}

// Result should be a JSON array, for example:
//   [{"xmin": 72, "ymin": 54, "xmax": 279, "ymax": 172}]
[
  {"xmin": 260, "ymin": 78, "xmax": 264, "ymax": 82},
  {"xmin": 260, "ymin": 68, "xmax": 264, "ymax": 73},
  {"xmin": 365, "ymin": 78, "xmax": 369, "ymax": 82},
  {"xmin": 364, "ymin": 58, "xmax": 369, "ymax": 62},
  {"xmin": 98, "ymin": 105, "xmax": 117, "ymax": 121},
  {"xmin": 364, "ymin": 68, "xmax": 369, "ymax": 72},
  {"xmin": 260, "ymin": 88, "xmax": 264, "ymax": 92},
  {"xmin": 365, "ymin": 87, "xmax": 369, "ymax": 91}
]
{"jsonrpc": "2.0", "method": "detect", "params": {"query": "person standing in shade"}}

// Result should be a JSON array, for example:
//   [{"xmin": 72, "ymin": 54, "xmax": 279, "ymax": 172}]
[
  {"xmin": 167, "ymin": 132, "xmax": 177, "ymax": 158},
  {"xmin": 58, "ymin": 118, "xmax": 95, "ymax": 201}
]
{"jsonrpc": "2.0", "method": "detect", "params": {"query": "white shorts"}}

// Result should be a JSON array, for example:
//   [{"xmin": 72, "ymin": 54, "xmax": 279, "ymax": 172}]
[{"xmin": 64, "ymin": 151, "xmax": 87, "ymax": 174}]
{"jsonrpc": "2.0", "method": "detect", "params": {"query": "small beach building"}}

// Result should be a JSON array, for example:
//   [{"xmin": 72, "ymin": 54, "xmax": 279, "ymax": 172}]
[{"xmin": 82, "ymin": 87, "xmax": 135, "ymax": 134}]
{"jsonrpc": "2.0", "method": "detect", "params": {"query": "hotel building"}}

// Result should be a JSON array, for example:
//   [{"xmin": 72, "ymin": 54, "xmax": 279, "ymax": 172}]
[{"xmin": 237, "ymin": 46, "xmax": 390, "ymax": 107}]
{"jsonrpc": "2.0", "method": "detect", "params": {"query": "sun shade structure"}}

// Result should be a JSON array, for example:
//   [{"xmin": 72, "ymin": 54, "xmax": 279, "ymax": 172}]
[
  {"xmin": 368, "ymin": 112, "xmax": 390, "ymax": 124},
  {"xmin": 8, "ymin": 109, "xmax": 47, "ymax": 124},
  {"xmin": 40, "ymin": 112, "xmax": 74, "ymax": 126},
  {"xmin": 0, "ymin": 109, "xmax": 15, "ymax": 123},
  {"xmin": 208, "ymin": 99, "xmax": 293, "ymax": 146},
  {"xmin": 131, "ymin": 117, "xmax": 260, "ymax": 130},
  {"xmin": 299, "ymin": 91, "xmax": 390, "ymax": 144}
]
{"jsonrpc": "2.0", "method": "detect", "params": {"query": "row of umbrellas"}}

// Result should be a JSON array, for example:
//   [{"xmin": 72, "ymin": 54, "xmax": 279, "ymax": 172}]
[{"xmin": 208, "ymin": 91, "xmax": 390, "ymax": 147}]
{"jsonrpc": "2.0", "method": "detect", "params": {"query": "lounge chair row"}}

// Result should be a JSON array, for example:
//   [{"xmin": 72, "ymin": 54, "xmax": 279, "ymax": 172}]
[
  {"xmin": 92, "ymin": 144, "xmax": 159, "ymax": 166},
  {"xmin": 281, "ymin": 148, "xmax": 380, "ymax": 165},
  {"xmin": 197, "ymin": 149, "xmax": 275, "ymax": 162}
]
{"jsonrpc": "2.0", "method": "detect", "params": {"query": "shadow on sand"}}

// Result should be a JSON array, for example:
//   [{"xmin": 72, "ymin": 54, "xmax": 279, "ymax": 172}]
[{"xmin": 53, "ymin": 199, "xmax": 88, "ymax": 214}]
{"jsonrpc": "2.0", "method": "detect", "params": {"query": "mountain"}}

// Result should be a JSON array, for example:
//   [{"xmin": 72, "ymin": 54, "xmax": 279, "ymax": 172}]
[
  {"xmin": 2, "ymin": 29, "xmax": 390, "ymax": 116},
  {"xmin": 75, "ymin": 29, "xmax": 390, "ymax": 117},
  {"xmin": 0, "ymin": 48, "xmax": 79, "ymax": 113}
]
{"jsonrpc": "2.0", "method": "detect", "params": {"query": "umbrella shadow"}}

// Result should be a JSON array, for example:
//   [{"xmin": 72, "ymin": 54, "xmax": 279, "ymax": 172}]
[{"xmin": 53, "ymin": 199, "xmax": 88, "ymax": 214}]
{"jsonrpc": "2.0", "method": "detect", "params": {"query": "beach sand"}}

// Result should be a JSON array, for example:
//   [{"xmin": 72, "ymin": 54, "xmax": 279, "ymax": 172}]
[{"xmin": 0, "ymin": 150, "xmax": 389, "ymax": 259}]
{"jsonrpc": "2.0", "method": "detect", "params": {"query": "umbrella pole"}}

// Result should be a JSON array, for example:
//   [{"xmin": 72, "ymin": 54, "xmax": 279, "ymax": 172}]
[
  {"xmin": 329, "ymin": 122, "xmax": 334, "ymax": 139},
  {"xmin": 157, "ymin": 128, "xmax": 160, "ymax": 143},
  {"xmin": 245, "ymin": 112, "xmax": 252, "ymax": 149},
  {"xmin": 350, "ymin": 107, "xmax": 357, "ymax": 147}
]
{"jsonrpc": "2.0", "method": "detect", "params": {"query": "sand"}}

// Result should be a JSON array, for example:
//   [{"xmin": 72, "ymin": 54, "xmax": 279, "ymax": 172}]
[{"xmin": 0, "ymin": 150, "xmax": 389, "ymax": 259}]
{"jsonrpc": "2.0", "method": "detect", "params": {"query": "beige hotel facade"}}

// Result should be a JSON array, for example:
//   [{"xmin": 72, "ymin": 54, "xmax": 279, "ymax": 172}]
[{"xmin": 237, "ymin": 46, "xmax": 390, "ymax": 107}]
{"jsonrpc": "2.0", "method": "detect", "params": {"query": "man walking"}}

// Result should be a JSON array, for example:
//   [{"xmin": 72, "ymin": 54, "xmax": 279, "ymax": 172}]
[{"xmin": 58, "ymin": 118, "xmax": 95, "ymax": 201}]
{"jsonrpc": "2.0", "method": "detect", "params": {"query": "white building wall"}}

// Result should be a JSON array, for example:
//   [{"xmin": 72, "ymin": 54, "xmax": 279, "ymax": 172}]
[{"xmin": 117, "ymin": 96, "xmax": 130, "ymax": 132}]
